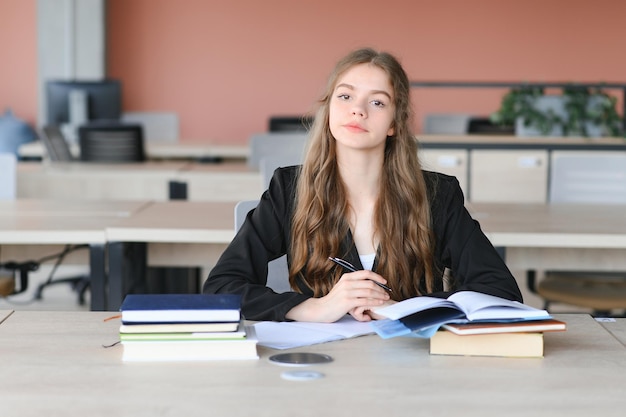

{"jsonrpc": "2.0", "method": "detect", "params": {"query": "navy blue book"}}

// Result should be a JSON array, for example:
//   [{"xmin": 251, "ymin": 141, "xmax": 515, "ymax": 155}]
[{"xmin": 120, "ymin": 294, "xmax": 241, "ymax": 323}]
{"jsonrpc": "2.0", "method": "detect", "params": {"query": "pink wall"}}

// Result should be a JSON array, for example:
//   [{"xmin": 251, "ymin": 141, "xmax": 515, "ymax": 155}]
[
  {"xmin": 2, "ymin": 1, "xmax": 626, "ymax": 144},
  {"xmin": 0, "ymin": 0, "xmax": 37, "ymax": 125},
  {"xmin": 107, "ymin": 0, "xmax": 626, "ymax": 144}
]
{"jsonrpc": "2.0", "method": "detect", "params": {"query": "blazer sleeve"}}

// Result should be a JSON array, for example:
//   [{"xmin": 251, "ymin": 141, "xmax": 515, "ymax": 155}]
[
  {"xmin": 202, "ymin": 166, "xmax": 310, "ymax": 321},
  {"xmin": 428, "ymin": 173, "xmax": 523, "ymax": 302}
]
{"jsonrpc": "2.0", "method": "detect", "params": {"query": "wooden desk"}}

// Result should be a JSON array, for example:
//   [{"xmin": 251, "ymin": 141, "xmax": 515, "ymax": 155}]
[
  {"xmin": 0, "ymin": 312, "xmax": 625, "ymax": 417},
  {"xmin": 98, "ymin": 201, "xmax": 626, "ymax": 311},
  {"xmin": 19, "ymin": 140, "xmax": 249, "ymax": 162},
  {"xmin": 17, "ymin": 161, "xmax": 263, "ymax": 202},
  {"xmin": 17, "ymin": 161, "xmax": 191, "ymax": 201},
  {"xmin": 600, "ymin": 320, "xmax": 626, "ymax": 349},
  {"xmin": 176, "ymin": 162, "xmax": 263, "ymax": 202},
  {"xmin": 105, "ymin": 201, "xmax": 236, "ymax": 310},
  {"xmin": 468, "ymin": 203, "xmax": 626, "ymax": 271},
  {"xmin": 0, "ymin": 310, "xmax": 12, "ymax": 323},
  {"xmin": 0, "ymin": 200, "xmax": 150, "ymax": 310}
]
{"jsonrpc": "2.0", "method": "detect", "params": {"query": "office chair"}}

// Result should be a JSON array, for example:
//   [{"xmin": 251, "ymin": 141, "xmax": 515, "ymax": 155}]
[
  {"xmin": 268, "ymin": 115, "xmax": 313, "ymax": 132},
  {"xmin": 528, "ymin": 152, "xmax": 626, "ymax": 316},
  {"xmin": 121, "ymin": 112, "xmax": 179, "ymax": 142},
  {"xmin": 248, "ymin": 132, "xmax": 308, "ymax": 170},
  {"xmin": 78, "ymin": 123, "xmax": 145, "ymax": 162},
  {"xmin": 234, "ymin": 200, "xmax": 291, "ymax": 293},
  {"xmin": 423, "ymin": 113, "xmax": 471, "ymax": 134},
  {"xmin": 40, "ymin": 125, "xmax": 75, "ymax": 161},
  {"xmin": 22, "ymin": 128, "xmax": 92, "ymax": 304},
  {"xmin": 260, "ymin": 154, "xmax": 304, "ymax": 189}
]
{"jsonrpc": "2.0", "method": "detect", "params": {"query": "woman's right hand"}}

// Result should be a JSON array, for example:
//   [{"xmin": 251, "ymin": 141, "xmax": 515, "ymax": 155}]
[{"xmin": 285, "ymin": 270, "xmax": 391, "ymax": 323}]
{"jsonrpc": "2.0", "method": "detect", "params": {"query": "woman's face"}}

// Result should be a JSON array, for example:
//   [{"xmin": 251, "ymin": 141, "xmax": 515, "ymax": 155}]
[{"xmin": 328, "ymin": 63, "xmax": 395, "ymax": 154}]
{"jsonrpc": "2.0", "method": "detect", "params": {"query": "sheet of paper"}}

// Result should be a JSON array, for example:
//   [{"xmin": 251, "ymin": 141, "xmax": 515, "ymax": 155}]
[{"xmin": 254, "ymin": 315, "xmax": 375, "ymax": 349}]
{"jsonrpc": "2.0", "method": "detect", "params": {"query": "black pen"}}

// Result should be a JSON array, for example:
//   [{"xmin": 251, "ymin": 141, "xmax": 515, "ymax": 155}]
[{"xmin": 328, "ymin": 256, "xmax": 392, "ymax": 292}]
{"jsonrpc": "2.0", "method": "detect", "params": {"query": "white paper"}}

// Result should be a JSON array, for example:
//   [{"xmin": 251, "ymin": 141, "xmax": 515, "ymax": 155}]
[{"xmin": 254, "ymin": 315, "xmax": 375, "ymax": 349}]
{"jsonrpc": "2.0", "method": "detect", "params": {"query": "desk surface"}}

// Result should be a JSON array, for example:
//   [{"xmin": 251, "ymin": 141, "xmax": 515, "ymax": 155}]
[
  {"xmin": 0, "ymin": 310, "xmax": 11, "ymax": 323},
  {"xmin": 105, "ymin": 200, "xmax": 626, "ymax": 248},
  {"xmin": 19, "ymin": 141, "xmax": 249, "ymax": 161},
  {"xmin": 17, "ymin": 161, "xmax": 263, "ymax": 202},
  {"xmin": 106, "ymin": 201, "xmax": 236, "ymax": 243},
  {"xmin": 468, "ymin": 202, "xmax": 626, "ymax": 248},
  {"xmin": 0, "ymin": 200, "xmax": 150, "ymax": 244},
  {"xmin": 0, "ymin": 312, "xmax": 625, "ymax": 417},
  {"xmin": 417, "ymin": 134, "xmax": 626, "ymax": 150}
]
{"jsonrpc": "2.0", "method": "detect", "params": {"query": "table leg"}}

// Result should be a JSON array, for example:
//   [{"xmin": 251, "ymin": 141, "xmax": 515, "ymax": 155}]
[
  {"xmin": 107, "ymin": 242, "xmax": 147, "ymax": 311},
  {"xmin": 89, "ymin": 243, "xmax": 106, "ymax": 311}
]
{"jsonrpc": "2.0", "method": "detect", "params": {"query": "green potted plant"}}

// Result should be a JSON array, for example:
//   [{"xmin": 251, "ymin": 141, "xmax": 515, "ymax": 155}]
[{"xmin": 490, "ymin": 85, "xmax": 623, "ymax": 138}]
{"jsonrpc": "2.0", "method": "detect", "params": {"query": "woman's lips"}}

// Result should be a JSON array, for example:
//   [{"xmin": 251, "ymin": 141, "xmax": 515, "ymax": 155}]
[{"xmin": 344, "ymin": 123, "xmax": 367, "ymax": 133}]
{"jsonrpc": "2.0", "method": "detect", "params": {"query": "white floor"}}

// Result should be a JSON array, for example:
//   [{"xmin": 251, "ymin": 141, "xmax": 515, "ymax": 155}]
[{"xmin": 0, "ymin": 265, "xmax": 90, "ymax": 312}]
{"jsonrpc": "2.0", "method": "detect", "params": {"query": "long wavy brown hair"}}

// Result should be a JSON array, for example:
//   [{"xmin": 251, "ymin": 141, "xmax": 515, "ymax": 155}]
[{"xmin": 289, "ymin": 48, "xmax": 436, "ymax": 300}]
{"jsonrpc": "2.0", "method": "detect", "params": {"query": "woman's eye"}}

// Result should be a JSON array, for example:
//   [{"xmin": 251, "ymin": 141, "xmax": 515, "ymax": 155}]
[
  {"xmin": 337, "ymin": 94, "xmax": 350, "ymax": 100},
  {"xmin": 371, "ymin": 100, "xmax": 385, "ymax": 107}
]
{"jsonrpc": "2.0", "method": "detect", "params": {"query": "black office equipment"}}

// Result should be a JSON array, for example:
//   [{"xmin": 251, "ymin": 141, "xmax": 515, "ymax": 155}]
[
  {"xmin": 78, "ymin": 123, "xmax": 145, "ymax": 162},
  {"xmin": 45, "ymin": 79, "xmax": 122, "ymax": 126},
  {"xmin": 268, "ymin": 116, "xmax": 313, "ymax": 132}
]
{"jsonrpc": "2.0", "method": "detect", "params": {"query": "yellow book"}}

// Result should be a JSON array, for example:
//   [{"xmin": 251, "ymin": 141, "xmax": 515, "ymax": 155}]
[{"xmin": 430, "ymin": 330, "xmax": 544, "ymax": 358}]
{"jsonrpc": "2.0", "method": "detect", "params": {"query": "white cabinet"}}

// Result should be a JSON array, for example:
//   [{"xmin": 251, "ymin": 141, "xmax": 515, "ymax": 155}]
[
  {"xmin": 470, "ymin": 150, "xmax": 548, "ymax": 203},
  {"xmin": 419, "ymin": 149, "xmax": 469, "ymax": 198}
]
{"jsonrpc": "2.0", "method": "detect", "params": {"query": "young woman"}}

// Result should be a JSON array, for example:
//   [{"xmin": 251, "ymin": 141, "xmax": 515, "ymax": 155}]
[{"xmin": 203, "ymin": 48, "xmax": 522, "ymax": 322}]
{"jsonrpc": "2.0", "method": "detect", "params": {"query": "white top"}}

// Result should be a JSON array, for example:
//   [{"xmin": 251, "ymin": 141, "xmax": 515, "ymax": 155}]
[{"xmin": 359, "ymin": 253, "xmax": 376, "ymax": 271}]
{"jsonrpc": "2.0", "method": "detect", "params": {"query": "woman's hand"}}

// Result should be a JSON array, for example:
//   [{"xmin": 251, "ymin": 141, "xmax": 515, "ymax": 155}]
[{"xmin": 286, "ymin": 270, "xmax": 391, "ymax": 323}]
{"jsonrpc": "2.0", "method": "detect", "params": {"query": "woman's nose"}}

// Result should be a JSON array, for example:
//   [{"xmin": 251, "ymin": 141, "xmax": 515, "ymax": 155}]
[{"xmin": 351, "ymin": 103, "xmax": 366, "ymax": 117}]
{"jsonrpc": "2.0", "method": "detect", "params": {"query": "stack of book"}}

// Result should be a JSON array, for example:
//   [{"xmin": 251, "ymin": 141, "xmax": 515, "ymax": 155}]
[
  {"xmin": 371, "ymin": 291, "xmax": 567, "ymax": 358},
  {"xmin": 119, "ymin": 294, "xmax": 258, "ymax": 362},
  {"xmin": 430, "ymin": 318, "xmax": 566, "ymax": 358}
]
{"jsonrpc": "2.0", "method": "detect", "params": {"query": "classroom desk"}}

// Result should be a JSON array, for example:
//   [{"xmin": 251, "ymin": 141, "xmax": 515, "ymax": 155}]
[
  {"xmin": 16, "ymin": 161, "xmax": 263, "ymax": 202},
  {"xmin": 467, "ymin": 203, "xmax": 626, "ymax": 271},
  {"xmin": 0, "ymin": 200, "xmax": 150, "ymax": 310},
  {"xmin": 105, "ymin": 201, "xmax": 236, "ymax": 310},
  {"xmin": 19, "ymin": 140, "xmax": 249, "ymax": 162},
  {"xmin": 0, "ymin": 310, "xmax": 11, "ymax": 323},
  {"xmin": 0, "ymin": 312, "xmax": 625, "ymax": 417},
  {"xmin": 99, "ymin": 201, "xmax": 626, "ymax": 311}
]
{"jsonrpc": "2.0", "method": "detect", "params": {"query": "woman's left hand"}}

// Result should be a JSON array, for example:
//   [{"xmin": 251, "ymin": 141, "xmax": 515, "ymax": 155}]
[{"xmin": 349, "ymin": 299, "xmax": 397, "ymax": 321}]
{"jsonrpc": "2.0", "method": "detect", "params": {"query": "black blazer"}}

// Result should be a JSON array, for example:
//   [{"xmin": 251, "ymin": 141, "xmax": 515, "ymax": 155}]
[{"xmin": 203, "ymin": 166, "xmax": 522, "ymax": 321}]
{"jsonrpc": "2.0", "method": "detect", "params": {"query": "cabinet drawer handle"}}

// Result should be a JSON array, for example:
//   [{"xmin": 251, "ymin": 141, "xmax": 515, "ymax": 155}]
[
  {"xmin": 437, "ymin": 155, "xmax": 462, "ymax": 167},
  {"xmin": 517, "ymin": 156, "xmax": 542, "ymax": 167}
]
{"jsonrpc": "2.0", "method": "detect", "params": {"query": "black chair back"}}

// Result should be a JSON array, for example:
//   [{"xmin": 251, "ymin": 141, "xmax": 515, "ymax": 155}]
[{"xmin": 79, "ymin": 123, "xmax": 145, "ymax": 162}]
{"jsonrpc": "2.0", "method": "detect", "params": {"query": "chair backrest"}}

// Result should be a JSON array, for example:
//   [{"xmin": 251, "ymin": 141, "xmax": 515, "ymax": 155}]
[
  {"xmin": 121, "ymin": 112, "xmax": 179, "ymax": 142},
  {"xmin": 234, "ymin": 200, "xmax": 291, "ymax": 293},
  {"xmin": 268, "ymin": 115, "xmax": 313, "ymax": 132},
  {"xmin": 260, "ymin": 154, "xmax": 303, "ymax": 189},
  {"xmin": 248, "ymin": 132, "xmax": 308, "ymax": 170},
  {"xmin": 423, "ymin": 113, "xmax": 471, "ymax": 134},
  {"xmin": 0, "ymin": 153, "xmax": 17, "ymax": 200},
  {"xmin": 549, "ymin": 151, "xmax": 626, "ymax": 203},
  {"xmin": 78, "ymin": 123, "xmax": 145, "ymax": 163},
  {"xmin": 40, "ymin": 125, "xmax": 74, "ymax": 161}
]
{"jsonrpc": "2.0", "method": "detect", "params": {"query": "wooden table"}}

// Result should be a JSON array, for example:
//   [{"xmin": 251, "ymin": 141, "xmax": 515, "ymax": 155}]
[
  {"xmin": 19, "ymin": 140, "xmax": 249, "ymax": 162},
  {"xmin": 105, "ymin": 201, "xmax": 236, "ymax": 310},
  {"xmin": 0, "ymin": 200, "xmax": 150, "ymax": 310},
  {"xmin": 0, "ymin": 312, "xmax": 625, "ymax": 417},
  {"xmin": 98, "ymin": 201, "xmax": 626, "ymax": 311},
  {"xmin": 17, "ymin": 161, "xmax": 263, "ymax": 202},
  {"xmin": 468, "ymin": 203, "xmax": 626, "ymax": 272}
]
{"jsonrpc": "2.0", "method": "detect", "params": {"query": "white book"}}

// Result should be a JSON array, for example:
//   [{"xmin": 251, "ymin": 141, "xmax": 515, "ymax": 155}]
[
  {"xmin": 374, "ymin": 291, "xmax": 549, "ymax": 321},
  {"xmin": 121, "ymin": 326, "xmax": 258, "ymax": 362}
]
